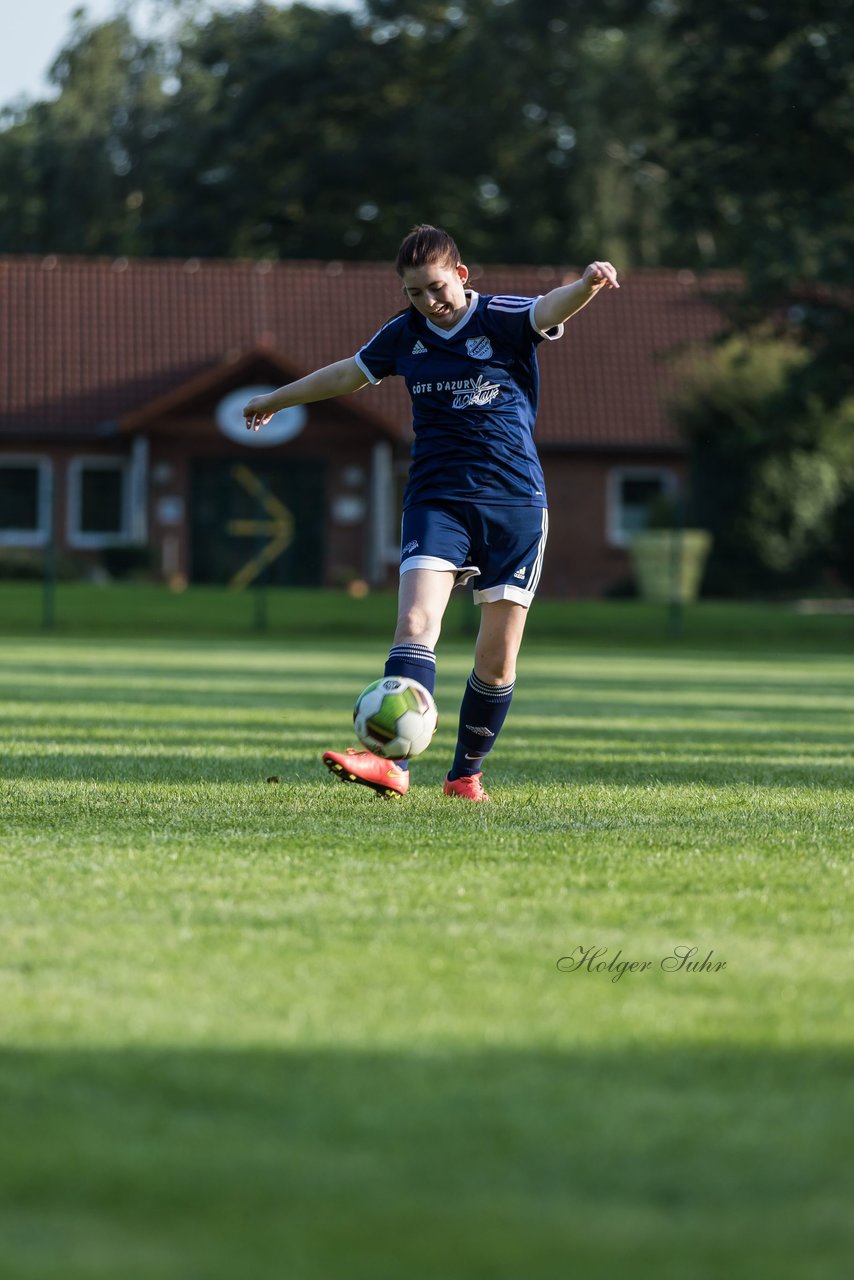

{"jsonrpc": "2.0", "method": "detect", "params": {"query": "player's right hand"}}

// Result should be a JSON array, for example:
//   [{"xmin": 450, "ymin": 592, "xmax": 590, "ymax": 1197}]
[{"xmin": 243, "ymin": 395, "xmax": 276, "ymax": 431}]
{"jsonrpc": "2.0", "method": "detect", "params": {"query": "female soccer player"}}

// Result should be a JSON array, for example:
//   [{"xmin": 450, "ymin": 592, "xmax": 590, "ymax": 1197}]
[{"xmin": 244, "ymin": 225, "xmax": 618, "ymax": 801}]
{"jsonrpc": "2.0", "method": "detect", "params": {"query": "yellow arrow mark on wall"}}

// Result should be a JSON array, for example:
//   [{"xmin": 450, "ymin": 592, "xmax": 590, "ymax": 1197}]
[{"xmin": 227, "ymin": 464, "xmax": 295, "ymax": 590}]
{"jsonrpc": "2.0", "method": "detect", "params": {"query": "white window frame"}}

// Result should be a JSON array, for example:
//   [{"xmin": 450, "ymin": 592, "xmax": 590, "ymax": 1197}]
[
  {"xmin": 67, "ymin": 455, "xmax": 132, "ymax": 549},
  {"xmin": 606, "ymin": 465, "xmax": 679, "ymax": 549},
  {"xmin": 0, "ymin": 454, "xmax": 52, "ymax": 547}
]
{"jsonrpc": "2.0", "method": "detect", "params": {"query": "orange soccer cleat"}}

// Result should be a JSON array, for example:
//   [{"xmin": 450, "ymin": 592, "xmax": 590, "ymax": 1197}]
[
  {"xmin": 442, "ymin": 772, "xmax": 490, "ymax": 802},
  {"xmin": 322, "ymin": 748, "xmax": 410, "ymax": 798}
]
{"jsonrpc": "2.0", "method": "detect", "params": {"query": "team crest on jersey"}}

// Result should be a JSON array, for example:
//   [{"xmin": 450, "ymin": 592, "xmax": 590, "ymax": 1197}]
[
  {"xmin": 466, "ymin": 336, "xmax": 493, "ymax": 360},
  {"xmin": 452, "ymin": 375, "xmax": 502, "ymax": 410}
]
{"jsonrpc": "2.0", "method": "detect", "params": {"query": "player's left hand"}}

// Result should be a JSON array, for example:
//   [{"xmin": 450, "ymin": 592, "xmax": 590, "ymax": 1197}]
[{"xmin": 583, "ymin": 261, "xmax": 619, "ymax": 292}]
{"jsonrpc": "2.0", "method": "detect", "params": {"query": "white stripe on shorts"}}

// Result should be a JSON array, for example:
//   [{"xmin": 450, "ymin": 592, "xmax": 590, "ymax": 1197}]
[{"xmin": 528, "ymin": 508, "xmax": 548, "ymax": 595}]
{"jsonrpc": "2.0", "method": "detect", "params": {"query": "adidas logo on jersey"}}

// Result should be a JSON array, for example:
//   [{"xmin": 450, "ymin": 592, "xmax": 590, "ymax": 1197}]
[
  {"xmin": 412, "ymin": 340, "xmax": 428, "ymax": 355},
  {"xmin": 513, "ymin": 566, "xmax": 527, "ymax": 580}
]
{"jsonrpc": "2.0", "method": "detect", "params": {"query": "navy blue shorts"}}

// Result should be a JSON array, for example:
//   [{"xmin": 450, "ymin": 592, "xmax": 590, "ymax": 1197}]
[{"xmin": 399, "ymin": 501, "xmax": 549, "ymax": 607}]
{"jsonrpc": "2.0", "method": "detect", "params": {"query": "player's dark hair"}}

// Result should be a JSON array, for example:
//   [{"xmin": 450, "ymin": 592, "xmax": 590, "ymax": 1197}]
[{"xmin": 395, "ymin": 224, "xmax": 461, "ymax": 276}]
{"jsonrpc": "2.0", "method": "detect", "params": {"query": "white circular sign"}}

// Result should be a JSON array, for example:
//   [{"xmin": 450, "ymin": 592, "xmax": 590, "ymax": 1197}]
[{"xmin": 216, "ymin": 386, "xmax": 307, "ymax": 447}]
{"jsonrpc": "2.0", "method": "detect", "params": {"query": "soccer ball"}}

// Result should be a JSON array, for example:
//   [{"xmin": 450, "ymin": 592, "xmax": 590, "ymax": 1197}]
[{"xmin": 353, "ymin": 676, "xmax": 438, "ymax": 760}]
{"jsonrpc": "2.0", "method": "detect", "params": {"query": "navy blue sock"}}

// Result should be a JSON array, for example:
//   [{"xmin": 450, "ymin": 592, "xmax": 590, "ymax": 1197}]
[
  {"xmin": 448, "ymin": 671, "xmax": 515, "ymax": 780},
  {"xmin": 383, "ymin": 643, "xmax": 437, "ymax": 770},
  {"xmin": 384, "ymin": 643, "xmax": 437, "ymax": 695}
]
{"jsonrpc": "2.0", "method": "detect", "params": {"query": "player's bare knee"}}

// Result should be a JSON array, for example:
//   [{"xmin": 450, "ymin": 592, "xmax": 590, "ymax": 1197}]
[
  {"xmin": 475, "ymin": 662, "xmax": 516, "ymax": 686},
  {"xmin": 394, "ymin": 606, "xmax": 439, "ymax": 647}
]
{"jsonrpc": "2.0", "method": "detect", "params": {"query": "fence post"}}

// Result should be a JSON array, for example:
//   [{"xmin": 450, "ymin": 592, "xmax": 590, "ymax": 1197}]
[{"xmin": 42, "ymin": 466, "xmax": 56, "ymax": 630}]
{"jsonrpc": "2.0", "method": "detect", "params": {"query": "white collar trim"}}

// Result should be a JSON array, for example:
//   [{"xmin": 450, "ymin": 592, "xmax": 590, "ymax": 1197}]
[{"xmin": 426, "ymin": 290, "xmax": 479, "ymax": 339}]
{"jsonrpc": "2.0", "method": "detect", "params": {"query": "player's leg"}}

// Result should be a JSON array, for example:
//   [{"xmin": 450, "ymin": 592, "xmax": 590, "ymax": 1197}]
[
  {"xmin": 472, "ymin": 597, "xmax": 529, "ymax": 685},
  {"xmin": 443, "ymin": 601, "xmax": 528, "ymax": 800},
  {"xmin": 443, "ymin": 506, "xmax": 547, "ymax": 801},
  {"xmin": 383, "ymin": 564, "xmax": 456, "ymax": 695},
  {"xmin": 383, "ymin": 502, "xmax": 477, "ymax": 695},
  {"xmin": 323, "ymin": 505, "xmax": 470, "ymax": 795},
  {"xmin": 321, "ymin": 571, "xmax": 456, "ymax": 795}
]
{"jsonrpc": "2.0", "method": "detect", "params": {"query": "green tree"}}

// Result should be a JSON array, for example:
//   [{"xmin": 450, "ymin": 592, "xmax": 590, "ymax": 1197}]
[
  {"xmin": 0, "ymin": 0, "xmax": 678, "ymax": 265},
  {"xmin": 670, "ymin": 331, "xmax": 854, "ymax": 593},
  {"xmin": 0, "ymin": 10, "xmax": 170, "ymax": 254},
  {"xmin": 661, "ymin": 0, "xmax": 854, "ymax": 405},
  {"xmin": 351, "ymin": 0, "xmax": 676, "ymax": 266},
  {"xmin": 661, "ymin": 0, "xmax": 854, "ymax": 591},
  {"xmin": 664, "ymin": 0, "xmax": 854, "ymax": 292}
]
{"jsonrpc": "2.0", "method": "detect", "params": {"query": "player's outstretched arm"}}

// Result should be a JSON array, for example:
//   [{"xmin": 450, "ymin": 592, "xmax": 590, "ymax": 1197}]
[
  {"xmin": 244, "ymin": 357, "xmax": 369, "ymax": 431},
  {"xmin": 533, "ymin": 261, "xmax": 619, "ymax": 332}
]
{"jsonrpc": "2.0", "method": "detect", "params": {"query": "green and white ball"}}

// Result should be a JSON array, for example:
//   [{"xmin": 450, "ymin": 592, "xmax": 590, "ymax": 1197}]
[{"xmin": 353, "ymin": 676, "xmax": 438, "ymax": 760}]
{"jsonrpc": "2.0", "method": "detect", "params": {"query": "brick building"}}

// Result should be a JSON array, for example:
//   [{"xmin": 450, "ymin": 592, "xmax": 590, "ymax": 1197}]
[{"xmin": 0, "ymin": 254, "xmax": 732, "ymax": 596}]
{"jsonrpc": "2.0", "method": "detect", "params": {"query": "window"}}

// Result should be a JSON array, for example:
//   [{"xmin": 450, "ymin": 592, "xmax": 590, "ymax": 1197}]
[
  {"xmin": 607, "ymin": 467, "xmax": 678, "ymax": 548},
  {"xmin": 68, "ymin": 457, "xmax": 131, "ymax": 547},
  {"xmin": 0, "ymin": 456, "xmax": 51, "ymax": 546}
]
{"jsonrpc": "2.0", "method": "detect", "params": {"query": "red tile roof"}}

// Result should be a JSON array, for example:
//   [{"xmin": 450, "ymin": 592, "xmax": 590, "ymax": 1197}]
[{"xmin": 1, "ymin": 254, "xmax": 737, "ymax": 447}]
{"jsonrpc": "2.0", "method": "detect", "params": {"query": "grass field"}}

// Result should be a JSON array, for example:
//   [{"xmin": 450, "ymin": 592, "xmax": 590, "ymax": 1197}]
[
  {"xmin": 1, "ymin": 596, "xmax": 852, "ymax": 1279},
  {"xmin": 3, "ymin": 579, "xmax": 854, "ymax": 648}
]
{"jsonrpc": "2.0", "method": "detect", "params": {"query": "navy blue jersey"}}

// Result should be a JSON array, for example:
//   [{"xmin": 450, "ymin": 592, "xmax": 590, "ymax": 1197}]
[{"xmin": 354, "ymin": 291, "xmax": 563, "ymax": 508}]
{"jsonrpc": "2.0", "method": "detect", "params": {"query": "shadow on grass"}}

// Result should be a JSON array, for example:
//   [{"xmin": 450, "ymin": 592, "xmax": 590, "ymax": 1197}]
[
  {"xmin": 3, "ymin": 747, "xmax": 850, "ymax": 788},
  {"xmin": 2, "ymin": 758, "xmax": 852, "ymax": 793},
  {"xmin": 2, "ymin": 654, "xmax": 852, "ymax": 695},
  {"xmin": 0, "ymin": 1045, "xmax": 850, "ymax": 1280},
  {"xmin": 2, "ymin": 734, "xmax": 851, "ymax": 790},
  {"xmin": 1, "ymin": 643, "xmax": 851, "ymax": 790}
]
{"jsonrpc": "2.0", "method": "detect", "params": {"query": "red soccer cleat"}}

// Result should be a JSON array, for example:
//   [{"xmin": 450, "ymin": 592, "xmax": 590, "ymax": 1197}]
[
  {"xmin": 322, "ymin": 748, "xmax": 410, "ymax": 798},
  {"xmin": 442, "ymin": 772, "xmax": 490, "ymax": 802}
]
